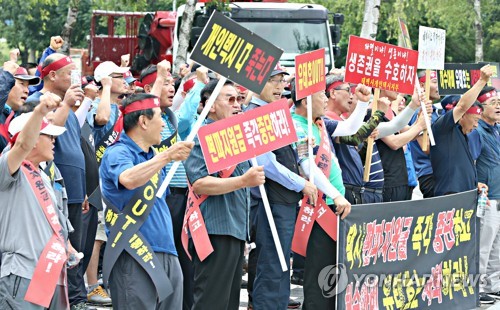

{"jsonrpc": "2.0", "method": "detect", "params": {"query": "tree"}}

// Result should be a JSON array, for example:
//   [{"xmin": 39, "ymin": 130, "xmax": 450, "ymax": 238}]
[
  {"xmin": 473, "ymin": 0, "xmax": 483, "ymax": 62},
  {"xmin": 60, "ymin": 0, "xmax": 81, "ymax": 54},
  {"xmin": 360, "ymin": 0, "xmax": 381, "ymax": 39},
  {"xmin": 173, "ymin": 0, "xmax": 196, "ymax": 73}
]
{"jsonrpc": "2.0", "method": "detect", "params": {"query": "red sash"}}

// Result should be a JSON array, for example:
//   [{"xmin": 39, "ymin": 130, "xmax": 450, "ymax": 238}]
[
  {"xmin": 0, "ymin": 111, "xmax": 15, "ymax": 144},
  {"xmin": 22, "ymin": 162, "xmax": 68, "ymax": 308},
  {"xmin": 95, "ymin": 109, "xmax": 123, "ymax": 165},
  {"xmin": 182, "ymin": 166, "xmax": 237, "ymax": 261},
  {"xmin": 292, "ymin": 119, "xmax": 338, "ymax": 256}
]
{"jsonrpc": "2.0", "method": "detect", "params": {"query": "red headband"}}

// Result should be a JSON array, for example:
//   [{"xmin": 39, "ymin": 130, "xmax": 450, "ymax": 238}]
[
  {"xmin": 477, "ymin": 90, "xmax": 498, "ymax": 103},
  {"xmin": 40, "ymin": 56, "xmax": 73, "ymax": 79},
  {"xmin": 418, "ymin": 71, "xmax": 437, "ymax": 83},
  {"xmin": 326, "ymin": 80, "xmax": 345, "ymax": 93},
  {"xmin": 183, "ymin": 77, "xmax": 196, "ymax": 93},
  {"xmin": 120, "ymin": 97, "xmax": 160, "ymax": 115},
  {"xmin": 140, "ymin": 71, "xmax": 172, "ymax": 86},
  {"xmin": 466, "ymin": 106, "xmax": 482, "ymax": 115}
]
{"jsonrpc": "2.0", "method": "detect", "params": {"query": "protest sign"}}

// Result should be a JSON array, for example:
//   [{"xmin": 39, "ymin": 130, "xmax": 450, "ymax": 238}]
[
  {"xmin": 345, "ymin": 35, "xmax": 419, "ymax": 95},
  {"xmin": 190, "ymin": 10, "xmax": 283, "ymax": 95},
  {"xmin": 418, "ymin": 26, "xmax": 446, "ymax": 70},
  {"xmin": 337, "ymin": 190, "xmax": 478, "ymax": 310},
  {"xmin": 294, "ymin": 48, "xmax": 326, "ymax": 100},
  {"xmin": 438, "ymin": 63, "xmax": 500, "ymax": 95},
  {"xmin": 198, "ymin": 99, "xmax": 297, "ymax": 174}
]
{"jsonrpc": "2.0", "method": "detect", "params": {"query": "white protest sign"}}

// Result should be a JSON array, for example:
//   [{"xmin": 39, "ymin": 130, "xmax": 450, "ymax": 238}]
[{"xmin": 418, "ymin": 26, "xmax": 446, "ymax": 70}]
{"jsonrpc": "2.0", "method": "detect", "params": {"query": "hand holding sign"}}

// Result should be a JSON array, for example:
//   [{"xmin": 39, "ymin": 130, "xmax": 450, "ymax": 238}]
[
  {"xmin": 164, "ymin": 141, "xmax": 194, "ymax": 162},
  {"xmin": 334, "ymin": 196, "xmax": 351, "ymax": 220},
  {"xmin": 241, "ymin": 166, "xmax": 265, "ymax": 187}
]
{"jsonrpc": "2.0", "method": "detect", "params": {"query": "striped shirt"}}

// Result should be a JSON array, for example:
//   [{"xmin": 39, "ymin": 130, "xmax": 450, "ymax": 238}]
[{"xmin": 162, "ymin": 111, "xmax": 187, "ymax": 188}]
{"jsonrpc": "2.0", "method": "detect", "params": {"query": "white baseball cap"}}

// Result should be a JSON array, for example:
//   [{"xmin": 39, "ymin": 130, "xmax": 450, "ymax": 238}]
[
  {"xmin": 94, "ymin": 61, "xmax": 129, "ymax": 82},
  {"xmin": 9, "ymin": 112, "xmax": 66, "ymax": 138}
]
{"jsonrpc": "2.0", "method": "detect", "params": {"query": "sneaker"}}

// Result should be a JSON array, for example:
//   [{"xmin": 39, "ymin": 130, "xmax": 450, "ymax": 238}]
[
  {"xmin": 480, "ymin": 293, "xmax": 496, "ymax": 304},
  {"xmin": 87, "ymin": 285, "xmax": 112, "ymax": 306},
  {"xmin": 290, "ymin": 274, "xmax": 304, "ymax": 286},
  {"xmin": 288, "ymin": 298, "xmax": 301, "ymax": 309},
  {"xmin": 70, "ymin": 302, "xmax": 97, "ymax": 310},
  {"xmin": 488, "ymin": 291, "xmax": 500, "ymax": 300}
]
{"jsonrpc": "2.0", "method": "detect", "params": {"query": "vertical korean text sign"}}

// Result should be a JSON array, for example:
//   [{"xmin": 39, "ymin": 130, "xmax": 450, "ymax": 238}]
[
  {"xmin": 344, "ymin": 35, "xmax": 419, "ymax": 95},
  {"xmin": 190, "ymin": 10, "xmax": 284, "ymax": 94},
  {"xmin": 295, "ymin": 48, "xmax": 326, "ymax": 100}
]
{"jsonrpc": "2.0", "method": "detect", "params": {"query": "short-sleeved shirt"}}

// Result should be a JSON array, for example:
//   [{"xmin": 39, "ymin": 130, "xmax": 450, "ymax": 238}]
[
  {"xmin": 431, "ymin": 110, "xmax": 477, "ymax": 196},
  {"xmin": 184, "ymin": 119, "xmax": 251, "ymax": 241},
  {"xmin": 0, "ymin": 154, "xmax": 68, "ymax": 280},
  {"xmin": 100, "ymin": 132, "xmax": 176, "ymax": 255},
  {"xmin": 28, "ymin": 92, "xmax": 86, "ymax": 204},
  {"xmin": 161, "ymin": 111, "xmax": 187, "ymax": 188},
  {"xmin": 87, "ymin": 99, "xmax": 120, "ymax": 145},
  {"xmin": 292, "ymin": 113, "xmax": 345, "ymax": 205}
]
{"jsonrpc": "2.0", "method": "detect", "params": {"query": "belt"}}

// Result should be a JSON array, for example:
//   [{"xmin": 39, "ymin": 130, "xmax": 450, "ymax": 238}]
[
  {"xmin": 344, "ymin": 184, "xmax": 383, "ymax": 195},
  {"xmin": 170, "ymin": 187, "xmax": 188, "ymax": 195}
]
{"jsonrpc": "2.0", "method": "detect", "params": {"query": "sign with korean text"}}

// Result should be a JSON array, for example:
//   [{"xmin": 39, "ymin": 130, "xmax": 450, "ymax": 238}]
[
  {"xmin": 337, "ymin": 190, "xmax": 478, "ymax": 310},
  {"xmin": 345, "ymin": 35, "xmax": 419, "ymax": 95},
  {"xmin": 295, "ymin": 48, "xmax": 326, "ymax": 100},
  {"xmin": 418, "ymin": 26, "xmax": 446, "ymax": 70},
  {"xmin": 190, "ymin": 11, "xmax": 283, "ymax": 94},
  {"xmin": 437, "ymin": 63, "xmax": 500, "ymax": 95},
  {"xmin": 198, "ymin": 99, "xmax": 297, "ymax": 174}
]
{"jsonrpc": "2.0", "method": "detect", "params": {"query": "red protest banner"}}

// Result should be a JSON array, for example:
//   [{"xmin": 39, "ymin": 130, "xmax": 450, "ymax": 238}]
[
  {"xmin": 295, "ymin": 48, "xmax": 326, "ymax": 100},
  {"xmin": 344, "ymin": 35, "xmax": 419, "ymax": 95},
  {"xmin": 198, "ymin": 99, "xmax": 297, "ymax": 174}
]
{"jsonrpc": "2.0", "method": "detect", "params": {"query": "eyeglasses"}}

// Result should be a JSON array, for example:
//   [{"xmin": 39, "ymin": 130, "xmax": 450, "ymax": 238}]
[
  {"xmin": 217, "ymin": 95, "xmax": 237, "ymax": 104},
  {"xmin": 484, "ymin": 100, "xmax": 500, "ymax": 107},
  {"xmin": 110, "ymin": 74, "xmax": 124, "ymax": 79},
  {"xmin": 268, "ymin": 78, "xmax": 287, "ymax": 86},
  {"xmin": 334, "ymin": 86, "xmax": 351, "ymax": 93}
]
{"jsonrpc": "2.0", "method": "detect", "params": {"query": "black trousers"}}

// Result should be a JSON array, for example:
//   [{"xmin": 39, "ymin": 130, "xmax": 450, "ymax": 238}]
[
  {"xmin": 382, "ymin": 184, "xmax": 411, "ymax": 202},
  {"xmin": 166, "ymin": 190, "xmax": 193, "ymax": 310},
  {"xmin": 80, "ymin": 206, "xmax": 98, "ymax": 294},
  {"xmin": 345, "ymin": 186, "xmax": 363, "ymax": 205},
  {"xmin": 190, "ymin": 235, "xmax": 244, "ymax": 310},
  {"xmin": 67, "ymin": 203, "xmax": 87, "ymax": 305},
  {"xmin": 247, "ymin": 202, "xmax": 259, "ymax": 302},
  {"xmin": 302, "ymin": 207, "xmax": 337, "ymax": 310},
  {"xmin": 418, "ymin": 174, "xmax": 436, "ymax": 198}
]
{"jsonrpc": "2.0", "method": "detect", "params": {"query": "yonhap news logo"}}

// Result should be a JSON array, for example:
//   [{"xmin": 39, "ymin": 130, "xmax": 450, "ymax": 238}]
[{"xmin": 318, "ymin": 263, "xmax": 349, "ymax": 298}]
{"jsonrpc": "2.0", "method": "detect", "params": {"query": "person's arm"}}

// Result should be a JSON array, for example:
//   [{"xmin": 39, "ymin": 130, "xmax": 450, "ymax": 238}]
[
  {"xmin": 338, "ymin": 110, "xmax": 385, "ymax": 146},
  {"xmin": 29, "ymin": 36, "xmax": 63, "ymax": 94},
  {"xmin": 376, "ymin": 104, "xmax": 419, "ymax": 138},
  {"xmin": 93, "ymin": 77, "xmax": 112, "ymax": 126},
  {"xmin": 300, "ymin": 159, "xmax": 341, "ymax": 199},
  {"xmin": 74, "ymin": 97, "xmax": 93, "ymax": 128},
  {"xmin": 119, "ymin": 141, "xmax": 193, "ymax": 190},
  {"xmin": 192, "ymin": 166, "xmax": 265, "ymax": 195},
  {"xmin": 453, "ymin": 65, "xmax": 493, "ymax": 123},
  {"xmin": 380, "ymin": 114, "xmax": 426, "ymax": 150},
  {"xmin": 52, "ymin": 85, "xmax": 85, "ymax": 127},
  {"xmin": 255, "ymin": 151, "xmax": 305, "ymax": 192},
  {"xmin": 331, "ymin": 84, "xmax": 372, "ymax": 137},
  {"xmin": 7, "ymin": 94, "xmax": 61, "ymax": 174},
  {"xmin": 176, "ymin": 81, "xmax": 205, "ymax": 136},
  {"xmin": 151, "ymin": 60, "xmax": 171, "ymax": 98}
]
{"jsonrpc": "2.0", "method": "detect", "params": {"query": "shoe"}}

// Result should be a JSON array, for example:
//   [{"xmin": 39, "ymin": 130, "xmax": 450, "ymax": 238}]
[
  {"xmin": 480, "ymin": 293, "xmax": 496, "ymax": 304},
  {"xmin": 288, "ymin": 298, "xmax": 301, "ymax": 309},
  {"xmin": 70, "ymin": 302, "xmax": 97, "ymax": 310},
  {"xmin": 87, "ymin": 285, "xmax": 112, "ymax": 305},
  {"xmin": 488, "ymin": 291, "xmax": 500, "ymax": 300},
  {"xmin": 241, "ymin": 279, "xmax": 248, "ymax": 289},
  {"xmin": 290, "ymin": 274, "xmax": 304, "ymax": 286}
]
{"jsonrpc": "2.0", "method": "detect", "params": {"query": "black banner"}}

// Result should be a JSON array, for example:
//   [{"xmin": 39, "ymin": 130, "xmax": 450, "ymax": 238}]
[
  {"xmin": 190, "ymin": 10, "xmax": 283, "ymax": 94},
  {"xmin": 102, "ymin": 172, "xmax": 173, "ymax": 302},
  {"xmin": 337, "ymin": 190, "xmax": 478, "ymax": 310},
  {"xmin": 437, "ymin": 63, "xmax": 499, "ymax": 95}
]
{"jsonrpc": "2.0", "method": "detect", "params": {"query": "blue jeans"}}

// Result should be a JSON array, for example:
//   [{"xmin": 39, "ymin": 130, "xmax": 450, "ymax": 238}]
[{"xmin": 253, "ymin": 200, "xmax": 297, "ymax": 310}]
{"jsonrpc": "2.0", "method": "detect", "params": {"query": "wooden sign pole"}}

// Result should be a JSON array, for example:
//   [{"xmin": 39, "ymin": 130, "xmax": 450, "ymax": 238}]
[
  {"xmin": 363, "ymin": 88, "xmax": 380, "ymax": 182},
  {"xmin": 422, "ymin": 69, "xmax": 431, "ymax": 152}
]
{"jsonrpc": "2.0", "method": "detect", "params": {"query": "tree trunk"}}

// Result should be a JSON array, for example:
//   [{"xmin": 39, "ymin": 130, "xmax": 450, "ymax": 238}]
[
  {"xmin": 473, "ymin": 0, "xmax": 483, "ymax": 62},
  {"xmin": 360, "ymin": 0, "xmax": 381, "ymax": 40},
  {"xmin": 174, "ymin": 0, "xmax": 197, "ymax": 74},
  {"xmin": 60, "ymin": 0, "xmax": 81, "ymax": 54}
]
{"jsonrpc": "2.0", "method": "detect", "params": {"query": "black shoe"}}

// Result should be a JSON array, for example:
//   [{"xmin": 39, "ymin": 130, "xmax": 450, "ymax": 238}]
[
  {"xmin": 488, "ymin": 291, "xmax": 500, "ymax": 300},
  {"xmin": 290, "ymin": 275, "xmax": 304, "ymax": 286},
  {"xmin": 480, "ymin": 293, "xmax": 496, "ymax": 304},
  {"xmin": 241, "ymin": 279, "xmax": 248, "ymax": 289},
  {"xmin": 288, "ymin": 298, "xmax": 301, "ymax": 309}
]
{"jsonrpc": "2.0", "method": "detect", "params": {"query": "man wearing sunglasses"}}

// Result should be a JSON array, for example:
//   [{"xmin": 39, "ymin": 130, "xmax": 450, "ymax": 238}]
[{"xmin": 245, "ymin": 64, "xmax": 317, "ymax": 310}]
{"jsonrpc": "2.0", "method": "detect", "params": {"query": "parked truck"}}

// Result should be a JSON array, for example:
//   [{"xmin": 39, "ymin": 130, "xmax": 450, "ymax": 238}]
[{"xmin": 84, "ymin": 0, "xmax": 343, "ymax": 76}]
